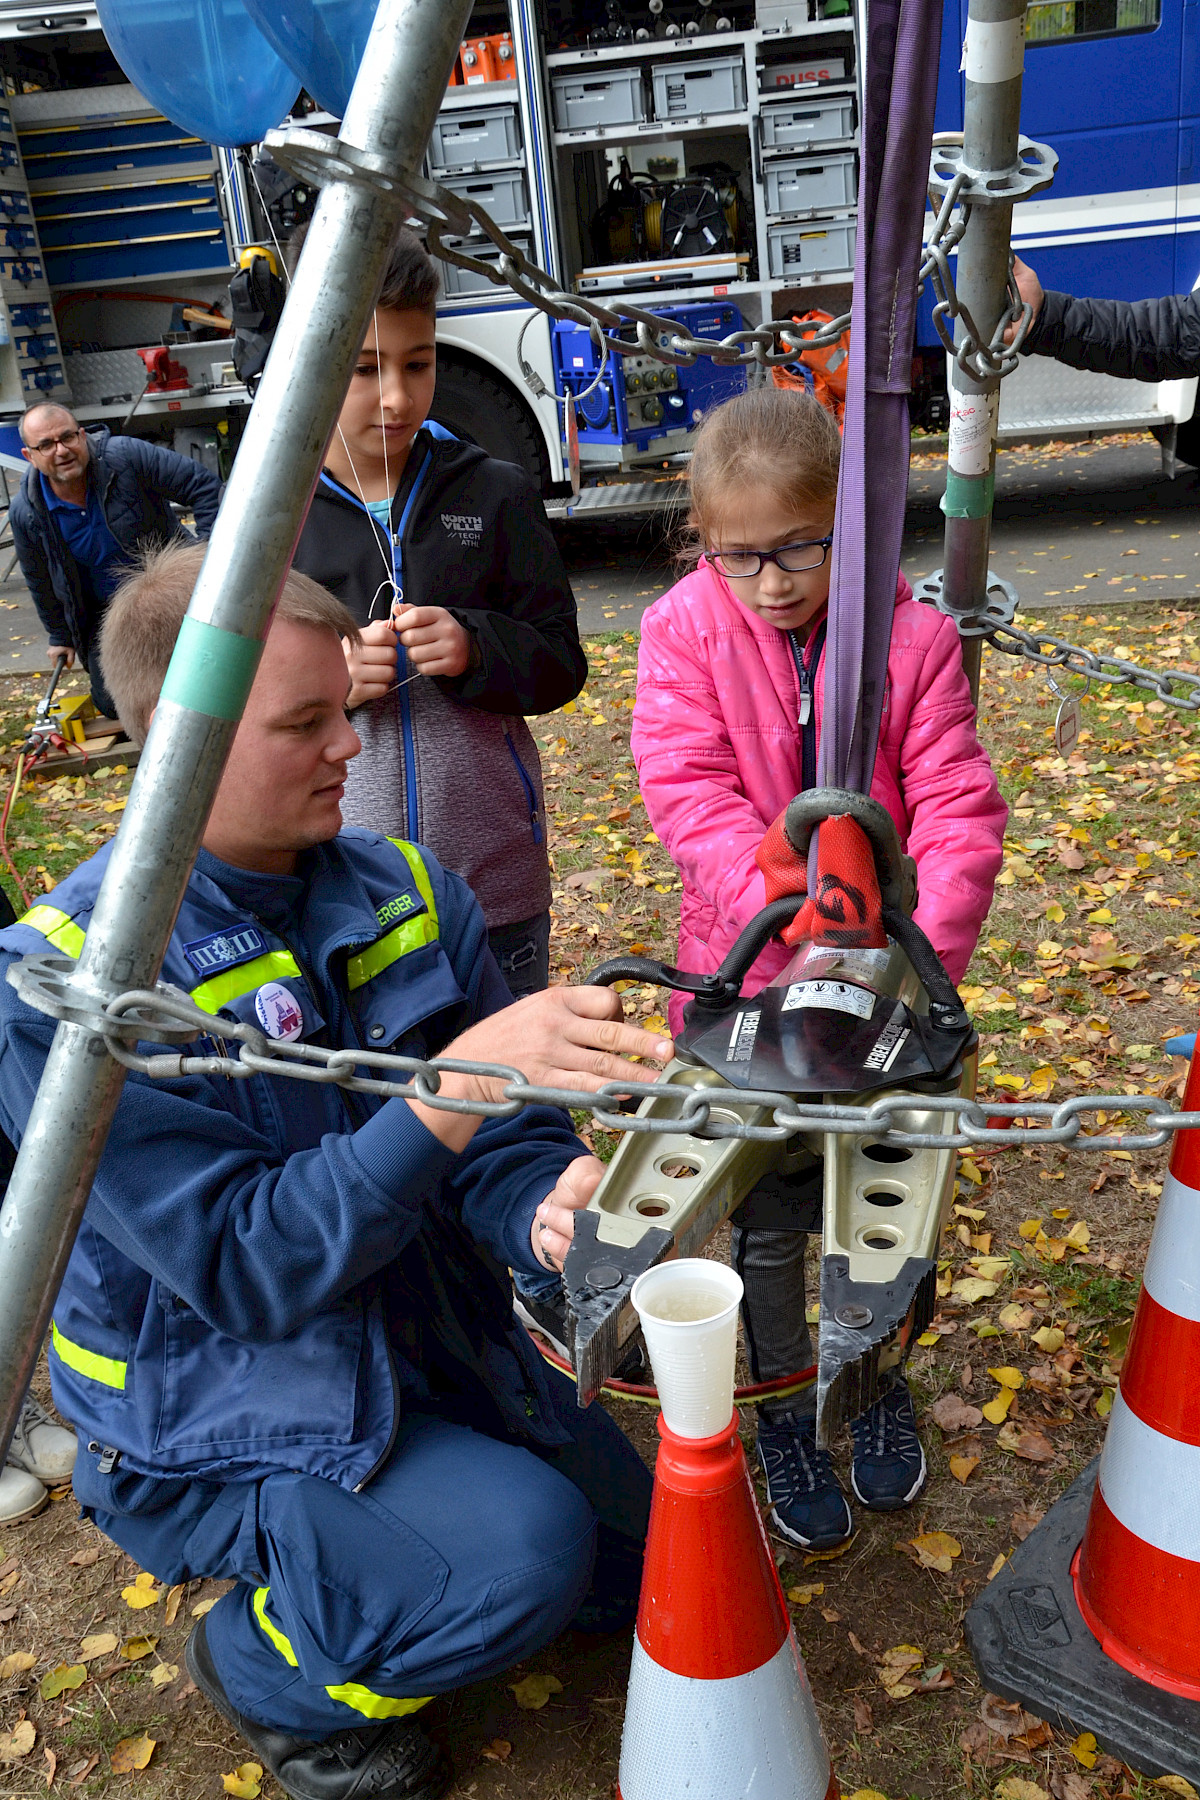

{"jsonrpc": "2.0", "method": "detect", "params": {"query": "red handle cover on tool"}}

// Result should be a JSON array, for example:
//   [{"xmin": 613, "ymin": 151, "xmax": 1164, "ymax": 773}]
[{"xmin": 756, "ymin": 811, "xmax": 888, "ymax": 950}]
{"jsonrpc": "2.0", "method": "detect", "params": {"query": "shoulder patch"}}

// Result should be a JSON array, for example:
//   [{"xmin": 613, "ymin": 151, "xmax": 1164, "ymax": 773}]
[{"xmin": 182, "ymin": 924, "xmax": 269, "ymax": 977}]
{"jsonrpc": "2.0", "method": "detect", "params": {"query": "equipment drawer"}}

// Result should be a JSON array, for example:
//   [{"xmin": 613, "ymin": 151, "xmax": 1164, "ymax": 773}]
[
  {"xmin": 443, "ymin": 169, "xmax": 529, "ymax": 230},
  {"xmin": 652, "ymin": 55, "xmax": 747, "ymax": 120},
  {"xmin": 764, "ymin": 151, "xmax": 857, "ymax": 216},
  {"xmin": 552, "ymin": 67, "xmax": 648, "ymax": 131},
  {"xmin": 767, "ymin": 218, "xmax": 856, "ymax": 279},
  {"xmin": 760, "ymin": 94, "xmax": 855, "ymax": 150},
  {"xmin": 428, "ymin": 105, "xmax": 521, "ymax": 173}
]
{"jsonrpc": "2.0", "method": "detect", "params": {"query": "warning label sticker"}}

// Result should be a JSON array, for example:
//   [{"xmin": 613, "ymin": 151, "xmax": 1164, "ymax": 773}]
[{"xmin": 782, "ymin": 980, "xmax": 875, "ymax": 1019}]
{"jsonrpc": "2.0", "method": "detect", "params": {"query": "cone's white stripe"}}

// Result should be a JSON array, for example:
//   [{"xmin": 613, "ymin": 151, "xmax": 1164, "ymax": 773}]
[
  {"xmin": 618, "ymin": 1634, "xmax": 829, "ymax": 1800},
  {"xmin": 1098, "ymin": 1391, "xmax": 1200, "ymax": 1563},
  {"xmin": 1142, "ymin": 1171, "xmax": 1200, "ymax": 1324}
]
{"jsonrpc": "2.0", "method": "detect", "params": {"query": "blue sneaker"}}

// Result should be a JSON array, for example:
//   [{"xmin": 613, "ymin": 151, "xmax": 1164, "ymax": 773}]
[
  {"xmin": 849, "ymin": 1379, "xmax": 927, "ymax": 1511},
  {"xmin": 756, "ymin": 1414, "xmax": 853, "ymax": 1551}
]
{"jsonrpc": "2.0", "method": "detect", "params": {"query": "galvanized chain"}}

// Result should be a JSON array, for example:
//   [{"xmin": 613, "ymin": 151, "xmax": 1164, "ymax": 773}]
[
  {"xmin": 11, "ymin": 955, "xmax": 1192, "ymax": 1157},
  {"xmin": 986, "ymin": 621, "xmax": 1200, "ymax": 711}
]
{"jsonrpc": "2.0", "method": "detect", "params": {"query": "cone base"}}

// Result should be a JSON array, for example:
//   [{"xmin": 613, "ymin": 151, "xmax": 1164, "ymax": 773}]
[{"xmin": 965, "ymin": 1459, "xmax": 1200, "ymax": 1784}]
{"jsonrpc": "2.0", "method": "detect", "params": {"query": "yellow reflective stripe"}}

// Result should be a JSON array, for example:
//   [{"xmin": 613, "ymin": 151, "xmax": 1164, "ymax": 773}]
[
  {"xmin": 20, "ymin": 904, "xmax": 85, "ymax": 958},
  {"xmin": 252, "ymin": 1586, "xmax": 298, "ymax": 1666},
  {"xmin": 253, "ymin": 1589, "xmax": 430, "ymax": 1719},
  {"xmin": 386, "ymin": 839, "xmax": 438, "ymax": 923},
  {"xmin": 323, "ymin": 1684, "xmax": 432, "ymax": 1721},
  {"xmin": 190, "ymin": 950, "xmax": 301, "ymax": 1015},
  {"xmin": 345, "ymin": 841, "xmax": 441, "ymax": 992},
  {"xmin": 346, "ymin": 915, "xmax": 437, "ymax": 991},
  {"xmin": 50, "ymin": 1319, "xmax": 127, "ymax": 1390}
]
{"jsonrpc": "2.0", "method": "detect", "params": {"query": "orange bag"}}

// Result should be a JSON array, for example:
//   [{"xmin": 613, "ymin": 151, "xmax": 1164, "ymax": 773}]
[{"xmin": 771, "ymin": 309, "xmax": 851, "ymax": 427}]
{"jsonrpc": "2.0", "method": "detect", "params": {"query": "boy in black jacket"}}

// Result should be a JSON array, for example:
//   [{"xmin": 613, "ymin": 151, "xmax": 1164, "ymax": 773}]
[{"xmin": 291, "ymin": 230, "xmax": 586, "ymax": 996}]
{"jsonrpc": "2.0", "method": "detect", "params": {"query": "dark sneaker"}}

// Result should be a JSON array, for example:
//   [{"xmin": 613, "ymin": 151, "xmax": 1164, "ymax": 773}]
[
  {"xmin": 513, "ymin": 1289, "xmax": 647, "ymax": 1382},
  {"xmin": 756, "ymin": 1414, "xmax": 853, "ymax": 1551},
  {"xmin": 849, "ymin": 1379, "xmax": 927, "ymax": 1511},
  {"xmin": 185, "ymin": 1614, "xmax": 450, "ymax": 1800}
]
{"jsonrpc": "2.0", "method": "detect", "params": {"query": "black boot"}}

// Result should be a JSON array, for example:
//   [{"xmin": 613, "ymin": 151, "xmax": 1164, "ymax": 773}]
[{"xmin": 185, "ymin": 1614, "xmax": 450, "ymax": 1800}]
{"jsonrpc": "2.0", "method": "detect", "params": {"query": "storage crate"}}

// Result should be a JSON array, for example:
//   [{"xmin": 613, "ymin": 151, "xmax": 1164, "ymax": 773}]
[
  {"xmin": 428, "ymin": 105, "xmax": 521, "ymax": 173},
  {"xmin": 652, "ymin": 55, "xmax": 747, "ymax": 120},
  {"xmin": 760, "ymin": 93, "xmax": 855, "ymax": 149},
  {"xmin": 765, "ymin": 151, "xmax": 857, "ymax": 216},
  {"xmin": 767, "ymin": 217, "xmax": 856, "ymax": 278},
  {"xmin": 443, "ymin": 169, "xmax": 529, "ymax": 230},
  {"xmin": 438, "ymin": 234, "xmax": 533, "ymax": 297},
  {"xmin": 551, "ymin": 67, "xmax": 648, "ymax": 131}
]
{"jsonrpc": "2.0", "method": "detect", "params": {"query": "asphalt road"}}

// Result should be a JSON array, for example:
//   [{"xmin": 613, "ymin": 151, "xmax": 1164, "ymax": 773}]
[{"xmin": 1, "ymin": 433, "xmax": 1196, "ymax": 678}]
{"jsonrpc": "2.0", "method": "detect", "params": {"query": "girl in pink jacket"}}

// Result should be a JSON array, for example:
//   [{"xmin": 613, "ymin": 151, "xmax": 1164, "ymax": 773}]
[{"xmin": 632, "ymin": 387, "xmax": 1006, "ymax": 1550}]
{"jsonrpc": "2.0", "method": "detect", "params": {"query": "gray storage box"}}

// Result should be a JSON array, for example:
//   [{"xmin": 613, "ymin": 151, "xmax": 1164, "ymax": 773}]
[
  {"xmin": 438, "ymin": 234, "xmax": 533, "ymax": 297},
  {"xmin": 768, "ymin": 217, "xmax": 856, "ymax": 278},
  {"xmin": 444, "ymin": 169, "xmax": 529, "ymax": 230},
  {"xmin": 552, "ymin": 67, "xmax": 647, "ymax": 131},
  {"xmin": 760, "ymin": 93, "xmax": 855, "ymax": 149},
  {"xmin": 652, "ymin": 54, "xmax": 747, "ymax": 119},
  {"xmin": 428, "ymin": 105, "xmax": 521, "ymax": 173},
  {"xmin": 765, "ymin": 150, "xmax": 857, "ymax": 216}
]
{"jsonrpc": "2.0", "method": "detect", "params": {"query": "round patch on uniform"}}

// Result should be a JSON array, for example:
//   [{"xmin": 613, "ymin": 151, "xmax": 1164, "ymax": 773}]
[{"xmin": 254, "ymin": 980, "xmax": 304, "ymax": 1042}]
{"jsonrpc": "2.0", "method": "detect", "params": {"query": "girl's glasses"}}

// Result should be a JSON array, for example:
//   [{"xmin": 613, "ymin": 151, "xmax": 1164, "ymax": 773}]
[{"xmin": 705, "ymin": 536, "xmax": 833, "ymax": 578}]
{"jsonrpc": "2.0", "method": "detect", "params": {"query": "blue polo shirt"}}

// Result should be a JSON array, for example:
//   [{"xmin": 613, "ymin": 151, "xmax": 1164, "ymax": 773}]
[{"xmin": 40, "ymin": 471, "xmax": 128, "ymax": 605}]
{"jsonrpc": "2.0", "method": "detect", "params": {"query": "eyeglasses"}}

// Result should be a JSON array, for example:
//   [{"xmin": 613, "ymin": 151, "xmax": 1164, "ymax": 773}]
[
  {"xmin": 28, "ymin": 428, "xmax": 82, "ymax": 456},
  {"xmin": 705, "ymin": 537, "xmax": 834, "ymax": 579}
]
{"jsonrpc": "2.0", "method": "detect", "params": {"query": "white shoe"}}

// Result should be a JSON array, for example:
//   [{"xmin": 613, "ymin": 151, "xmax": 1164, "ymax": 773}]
[
  {"xmin": 7, "ymin": 1395, "xmax": 77, "ymax": 1484},
  {"xmin": 0, "ymin": 1462, "xmax": 48, "ymax": 1524}
]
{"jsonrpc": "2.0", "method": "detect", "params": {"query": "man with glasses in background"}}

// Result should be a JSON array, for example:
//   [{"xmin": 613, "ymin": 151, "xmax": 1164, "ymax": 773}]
[{"xmin": 10, "ymin": 402, "xmax": 222, "ymax": 720}]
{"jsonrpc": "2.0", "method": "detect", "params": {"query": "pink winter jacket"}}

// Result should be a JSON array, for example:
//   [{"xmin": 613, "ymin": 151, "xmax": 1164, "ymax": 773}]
[{"xmin": 631, "ymin": 561, "xmax": 1007, "ymax": 1029}]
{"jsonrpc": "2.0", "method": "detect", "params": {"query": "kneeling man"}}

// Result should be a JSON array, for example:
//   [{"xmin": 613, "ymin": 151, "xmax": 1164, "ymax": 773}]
[{"xmin": 0, "ymin": 542, "xmax": 665, "ymax": 1800}]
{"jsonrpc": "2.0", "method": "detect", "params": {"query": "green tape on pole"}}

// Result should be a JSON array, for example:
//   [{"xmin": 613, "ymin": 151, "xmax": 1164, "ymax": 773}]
[
  {"xmin": 941, "ymin": 470, "xmax": 995, "ymax": 520},
  {"xmin": 159, "ymin": 615, "xmax": 262, "ymax": 721}
]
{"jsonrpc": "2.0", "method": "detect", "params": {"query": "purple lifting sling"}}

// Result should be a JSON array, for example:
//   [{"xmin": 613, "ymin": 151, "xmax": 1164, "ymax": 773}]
[{"xmin": 816, "ymin": 0, "xmax": 944, "ymax": 802}]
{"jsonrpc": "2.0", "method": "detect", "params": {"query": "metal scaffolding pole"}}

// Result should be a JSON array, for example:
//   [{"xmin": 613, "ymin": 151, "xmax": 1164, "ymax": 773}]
[
  {"xmin": 922, "ymin": 0, "xmax": 1054, "ymax": 700},
  {"xmin": 0, "ymin": 0, "xmax": 474, "ymax": 1460}
]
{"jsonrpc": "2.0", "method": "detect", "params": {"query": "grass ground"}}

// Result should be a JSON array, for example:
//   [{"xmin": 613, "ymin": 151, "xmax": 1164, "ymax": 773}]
[{"xmin": 2, "ymin": 595, "xmax": 1200, "ymax": 1800}]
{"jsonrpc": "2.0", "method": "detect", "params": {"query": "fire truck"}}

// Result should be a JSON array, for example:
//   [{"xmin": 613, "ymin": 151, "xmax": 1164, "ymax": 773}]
[{"xmin": 0, "ymin": 0, "xmax": 1190, "ymax": 504}]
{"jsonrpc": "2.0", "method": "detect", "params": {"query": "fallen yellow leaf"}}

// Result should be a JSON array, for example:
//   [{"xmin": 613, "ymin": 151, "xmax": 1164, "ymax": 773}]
[
  {"xmin": 1153, "ymin": 1781, "xmax": 1200, "ymax": 1799},
  {"xmin": 39, "ymin": 1664, "xmax": 86, "ymax": 1699},
  {"xmin": 0, "ymin": 1719, "xmax": 36, "ymax": 1761},
  {"xmin": 994, "ymin": 1781, "xmax": 1050, "ymax": 1800},
  {"xmin": 164, "ymin": 1583, "xmax": 184, "ymax": 1626},
  {"xmin": 121, "ymin": 1570, "xmax": 163, "ymax": 1610},
  {"xmin": 1031, "ymin": 1327, "xmax": 1065, "ymax": 1353},
  {"xmin": 949, "ymin": 1454, "xmax": 980, "ymax": 1484},
  {"xmin": 0, "ymin": 1651, "xmax": 36, "ymax": 1678},
  {"xmin": 1065, "ymin": 1220, "xmax": 1091, "ymax": 1248},
  {"xmin": 1095, "ymin": 1389, "xmax": 1114, "ymax": 1418},
  {"xmin": 951, "ymin": 1277, "xmax": 998, "ymax": 1304},
  {"xmin": 110, "ymin": 1735, "xmax": 155, "ymax": 1774},
  {"xmin": 846, "ymin": 1791, "xmax": 890, "ymax": 1800},
  {"xmin": 958, "ymin": 1158, "xmax": 984, "ymax": 1185},
  {"xmin": 120, "ymin": 1635, "xmax": 158, "ymax": 1662},
  {"xmin": 1069, "ymin": 1731, "xmax": 1098, "ymax": 1769},
  {"xmin": 221, "ymin": 1762, "xmax": 263, "ymax": 1798},
  {"xmin": 910, "ymin": 1532, "xmax": 962, "ymax": 1573},
  {"xmin": 988, "ymin": 1366, "xmax": 1025, "ymax": 1391},
  {"xmin": 510, "ymin": 1673, "xmax": 563, "ymax": 1710},
  {"xmin": 786, "ymin": 1583, "xmax": 824, "ymax": 1605},
  {"xmin": 916, "ymin": 1330, "xmax": 940, "ymax": 1347},
  {"xmin": 149, "ymin": 1662, "xmax": 179, "ymax": 1689},
  {"xmin": 79, "ymin": 1634, "xmax": 118, "ymax": 1662},
  {"xmin": 982, "ymin": 1392, "xmax": 1015, "ymax": 1424},
  {"xmin": 191, "ymin": 1597, "xmax": 217, "ymax": 1617},
  {"xmin": 1017, "ymin": 1218, "xmax": 1043, "ymax": 1239}
]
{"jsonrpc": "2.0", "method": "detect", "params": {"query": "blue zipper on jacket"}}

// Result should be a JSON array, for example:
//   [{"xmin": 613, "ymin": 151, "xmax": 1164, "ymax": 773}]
[
  {"xmin": 788, "ymin": 617, "xmax": 828, "ymax": 793},
  {"xmin": 504, "ymin": 731, "xmax": 543, "ymax": 845},
  {"xmin": 321, "ymin": 449, "xmax": 435, "ymax": 843}
]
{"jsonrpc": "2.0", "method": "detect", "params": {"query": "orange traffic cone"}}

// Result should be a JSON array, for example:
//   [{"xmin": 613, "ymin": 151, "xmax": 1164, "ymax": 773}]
[
  {"xmin": 966, "ymin": 1046, "xmax": 1200, "ymax": 1781},
  {"xmin": 617, "ymin": 1414, "xmax": 837, "ymax": 1800}
]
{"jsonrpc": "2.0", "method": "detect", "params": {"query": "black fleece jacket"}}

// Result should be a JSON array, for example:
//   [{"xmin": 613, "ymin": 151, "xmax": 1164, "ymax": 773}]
[{"xmin": 1023, "ymin": 287, "xmax": 1200, "ymax": 383}]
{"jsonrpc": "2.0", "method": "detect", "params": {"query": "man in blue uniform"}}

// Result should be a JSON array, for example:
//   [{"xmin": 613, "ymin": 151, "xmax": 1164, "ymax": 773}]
[{"xmin": 0, "ymin": 541, "xmax": 665, "ymax": 1800}]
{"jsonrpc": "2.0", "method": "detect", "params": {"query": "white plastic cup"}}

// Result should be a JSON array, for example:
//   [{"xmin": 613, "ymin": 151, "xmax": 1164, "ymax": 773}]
[{"xmin": 631, "ymin": 1259, "xmax": 744, "ymax": 1439}]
